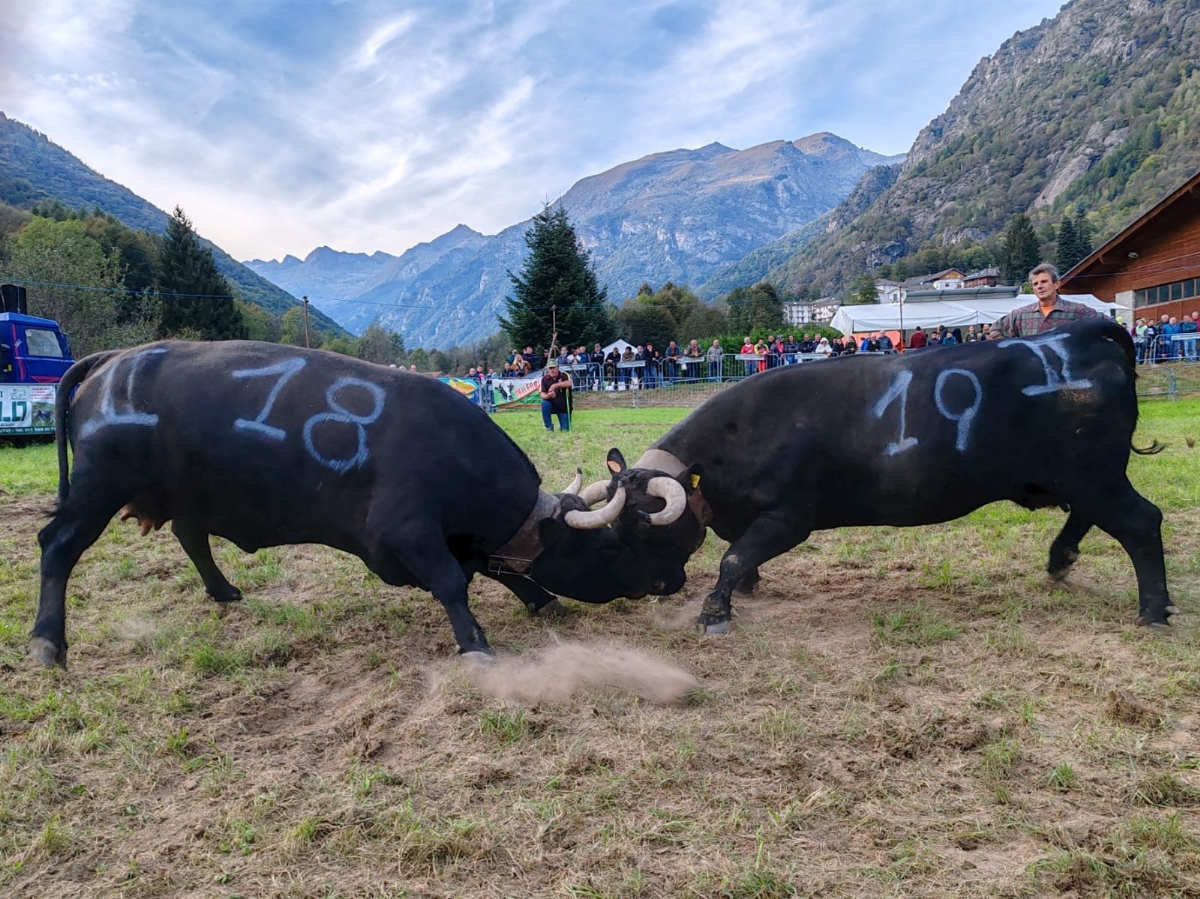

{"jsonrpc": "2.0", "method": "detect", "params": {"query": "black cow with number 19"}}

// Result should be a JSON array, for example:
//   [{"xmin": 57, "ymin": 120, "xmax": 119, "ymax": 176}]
[{"xmin": 599, "ymin": 319, "xmax": 1173, "ymax": 635}]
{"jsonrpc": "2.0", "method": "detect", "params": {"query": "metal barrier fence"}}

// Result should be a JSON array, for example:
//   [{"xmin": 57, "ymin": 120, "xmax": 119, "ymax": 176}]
[
  {"xmin": 565, "ymin": 352, "xmax": 865, "ymax": 388},
  {"xmin": 480, "ymin": 353, "xmax": 883, "ymax": 411},
  {"xmin": 471, "ymin": 343, "xmax": 1200, "ymax": 410},
  {"xmin": 1135, "ymin": 332, "xmax": 1200, "ymax": 365}
]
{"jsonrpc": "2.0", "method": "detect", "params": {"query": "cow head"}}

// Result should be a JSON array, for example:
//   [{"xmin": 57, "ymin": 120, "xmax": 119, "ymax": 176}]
[
  {"xmin": 601, "ymin": 447, "xmax": 709, "ymax": 571},
  {"xmin": 526, "ymin": 468, "xmax": 689, "ymax": 601}
]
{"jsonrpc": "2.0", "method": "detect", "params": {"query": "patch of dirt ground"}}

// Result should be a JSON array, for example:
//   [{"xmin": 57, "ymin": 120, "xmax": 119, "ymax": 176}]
[{"xmin": 2, "ymin": 501, "xmax": 1199, "ymax": 898}]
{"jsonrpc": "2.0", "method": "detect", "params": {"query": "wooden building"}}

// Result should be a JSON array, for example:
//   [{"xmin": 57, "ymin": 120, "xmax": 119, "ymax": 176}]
[
  {"xmin": 962, "ymin": 267, "xmax": 1001, "ymax": 288},
  {"xmin": 1059, "ymin": 169, "xmax": 1200, "ymax": 321}
]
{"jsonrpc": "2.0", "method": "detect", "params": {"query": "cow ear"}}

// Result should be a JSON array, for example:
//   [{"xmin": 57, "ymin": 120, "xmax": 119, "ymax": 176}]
[
  {"xmin": 606, "ymin": 448, "xmax": 627, "ymax": 475},
  {"xmin": 680, "ymin": 463, "xmax": 702, "ymax": 493}
]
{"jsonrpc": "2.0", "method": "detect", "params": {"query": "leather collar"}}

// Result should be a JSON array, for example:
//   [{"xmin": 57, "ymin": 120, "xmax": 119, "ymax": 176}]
[{"xmin": 488, "ymin": 489, "xmax": 558, "ymax": 575}]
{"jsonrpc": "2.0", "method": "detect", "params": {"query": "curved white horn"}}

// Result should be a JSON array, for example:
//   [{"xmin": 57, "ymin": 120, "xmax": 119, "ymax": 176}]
[
  {"xmin": 578, "ymin": 480, "xmax": 611, "ymax": 506},
  {"xmin": 564, "ymin": 485, "xmax": 626, "ymax": 529},
  {"xmin": 562, "ymin": 468, "xmax": 583, "ymax": 495},
  {"xmin": 646, "ymin": 477, "xmax": 687, "ymax": 525}
]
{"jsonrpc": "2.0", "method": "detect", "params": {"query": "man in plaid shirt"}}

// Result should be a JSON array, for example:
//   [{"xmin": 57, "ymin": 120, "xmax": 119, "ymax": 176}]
[{"xmin": 987, "ymin": 263, "xmax": 1102, "ymax": 338}]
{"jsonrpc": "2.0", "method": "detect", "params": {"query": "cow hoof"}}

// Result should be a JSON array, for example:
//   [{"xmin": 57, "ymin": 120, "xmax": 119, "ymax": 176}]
[
  {"xmin": 532, "ymin": 599, "xmax": 567, "ymax": 618},
  {"xmin": 1050, "ymin": 574, "xmax": 1099, "ymax": 594},
  {"xmin": 700, "ymin": 620, "xmax": 731, "ymax": 636},
  {"xmin": 29, "ymin": 637, "xmax": 66, "ymax": 670},
  {"xmin": 210, "ymin": 588, "xmax": 244, "ymax": 604},
  {"xmin": 460, "ymin": 650, "xmax": 495, "ymax": 665},
  {"xmin": 1136, "ymin": 616, "xmax": 1171, "ymax": 632}
]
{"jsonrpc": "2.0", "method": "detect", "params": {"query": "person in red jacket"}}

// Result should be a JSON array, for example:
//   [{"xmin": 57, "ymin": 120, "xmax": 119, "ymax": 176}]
[{"xmin": 908, "ymin": 326, "xmax": 928, "ymax": 349}]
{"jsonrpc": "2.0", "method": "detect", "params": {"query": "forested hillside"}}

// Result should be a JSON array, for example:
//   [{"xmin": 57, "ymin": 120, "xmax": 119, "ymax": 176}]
[
  {"xmin": 773, "ymin": 0, "xmax": 1200, "ymax": 293},
  {"xmin": 0, "ymin": 113, "xmax": 342, "ymax": 332}
]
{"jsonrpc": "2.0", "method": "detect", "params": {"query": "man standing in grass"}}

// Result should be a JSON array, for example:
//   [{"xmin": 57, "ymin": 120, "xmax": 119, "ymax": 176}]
[
  {"xmin": 988, "ymin": 263, "xmax": 1101, "ymax": 338},
  {"xmin": 540, "ymin": 359, "xmax": 573, "ymax": 431}
]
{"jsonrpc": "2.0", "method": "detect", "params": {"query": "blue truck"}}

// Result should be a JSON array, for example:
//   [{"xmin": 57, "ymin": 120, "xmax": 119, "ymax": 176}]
[{"xmin": 0, "ymin": 284, "xmax": 75, "ymax": 440}]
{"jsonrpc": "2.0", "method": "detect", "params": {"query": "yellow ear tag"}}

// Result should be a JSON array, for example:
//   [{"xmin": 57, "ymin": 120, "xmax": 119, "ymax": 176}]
[
  {"xmin": 690, "ymin": 474, "xmax": 701, "ymax": 489},
  {"xmin": 606, "ymin": 460, "xmax": 622, "ymax": 473}
]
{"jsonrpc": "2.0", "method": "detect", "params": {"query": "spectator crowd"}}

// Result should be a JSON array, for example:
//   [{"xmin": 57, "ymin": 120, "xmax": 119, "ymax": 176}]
[
  {"xmin": 1130, "ymin": 311, "xmax": 1200, "ymax": 363},
  {"xmin": 463, "ymin": 309, "xmax": 1199, "ymax": 408}
]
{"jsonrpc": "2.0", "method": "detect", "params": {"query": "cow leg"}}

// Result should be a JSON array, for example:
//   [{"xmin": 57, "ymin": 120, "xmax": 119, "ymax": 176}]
[
  {"xmin": 1047, "ymin": 512, "xmax": 1093, "ymax": 581},
  {"xmin": 32, "ymin": 484, "xmax": 130, "ymax": 669},
  {"xmin": 486, "ymin": 571, "xmax": 563, "ymax": 616},
  {"xmin": 381, "ymin": 527, "xmax": 492, "ymax": 655},
  {"xmin": 1071, "ymin": 480, "xmax": 1171, "ymax": 627},
  {"xmin": 734, "ymin": 567, "xmax": 761, "ymax": 596},
  {"xmin": 171, "ymin": 520, "xmax": 243, "ymax": 603},
  {"xmin": 699, "ymin": 514, "xmax": 807, "ymax": 635}
]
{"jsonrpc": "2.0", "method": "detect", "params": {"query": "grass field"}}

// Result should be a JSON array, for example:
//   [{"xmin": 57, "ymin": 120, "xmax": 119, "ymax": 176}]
[{"xmin": 1, "ymin": 399, "xmax": 1198, "ymax": 898}]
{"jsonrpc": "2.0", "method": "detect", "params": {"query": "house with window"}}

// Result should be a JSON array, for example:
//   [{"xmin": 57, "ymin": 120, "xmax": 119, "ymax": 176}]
[
  {"xmin": 962, "ymin": 267, "xmax": 1001, "ymax": 288},
  {"xmin": 782, "ymin": 298, "xmax": 840, "ymax": 325},
  {"xmin": 926, "ymin": 267, "xmax": 966, "ymax": 290},
  {"xmin": 874, "ymin": 279, "xmax": 905, "ymax": 304},
  {"xmin": 1058, "ymin": 169, "xmax": 1200, "ymax": 320}
]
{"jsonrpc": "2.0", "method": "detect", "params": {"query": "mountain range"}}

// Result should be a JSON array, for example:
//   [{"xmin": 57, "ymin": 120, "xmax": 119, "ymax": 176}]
[
  {"xmin": 246, "ymin": 135, "xmax": 901, "ymax": 347},
  {"xmin": 4, "ymin": 0, "xmax": 1196, "ymax": 351},
  {"xmin": 247, "ymin": 0, "xmax": 1200, "ymax": 346},
  {"xmin": 0, "ymin": 112, "xmax": 343, "ymax": 333},
  {"xmin": 768, "ymin": 0, "xmax": 1200, "ymax": 293}
]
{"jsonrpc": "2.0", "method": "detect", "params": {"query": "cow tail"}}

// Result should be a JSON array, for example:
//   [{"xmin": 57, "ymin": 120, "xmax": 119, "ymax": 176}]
[
  {"xmin": 1087, "ymin": 317, "xmax": 1138, "ymax": 368},
  {"xmin": 55, "ymin": 350, "xmax": 122, "ymax": 507},
  {"xmin": 1096, "ymin": 319, "xmax": 1164, "ymax": 456}
]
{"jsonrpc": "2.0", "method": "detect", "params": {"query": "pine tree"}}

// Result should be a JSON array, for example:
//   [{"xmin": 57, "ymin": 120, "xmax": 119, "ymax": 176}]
[
  {"xmin": 157, "ymin": 207, "xmax": 247, "ymax": 340},
  {"xmin": 498, "ymin": 205, "xmax": 614, "ymax": 351},
  {"xmin": 999, "ymin": 214, "xmax": 1041, "ymax": 284},
  {"xmin": 1055, "ymin": 216, "xmax": 1079, "ymax": 272},
  {"xmin": 1072, "ymin": 207, "xmax": 1093, "ymax": 262}
]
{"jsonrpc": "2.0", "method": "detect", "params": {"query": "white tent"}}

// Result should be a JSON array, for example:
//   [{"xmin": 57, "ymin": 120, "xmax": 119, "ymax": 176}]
[
  {"xmin": 829, "ymin": 294, "xmax": 1133, "ymax": 335},
  {"xmin": 601, "ymin": 338, "xmax": 636, "ymax": 356}
]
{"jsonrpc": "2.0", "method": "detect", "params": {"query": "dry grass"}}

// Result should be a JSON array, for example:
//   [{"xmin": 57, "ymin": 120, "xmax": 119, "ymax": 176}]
[{"xmin": 1, "ymin": 402, "xmax": 1198, "ymax": 898}]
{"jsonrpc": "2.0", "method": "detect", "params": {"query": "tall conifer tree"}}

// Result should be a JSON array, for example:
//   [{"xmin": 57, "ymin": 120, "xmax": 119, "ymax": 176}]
[
  {"xmin": 1055, "ymin": 216, "xmax": 1079, "ymax": 272},
  {"xmin": 999, "ymin": 214, "xmax": 1041, "ymax": 284},
  {"xmin": 157, "ymin": 207, "xmax": 247, "ymax": 340},
  {"xmin": 1072, "ymin": 207, "xmax": 1093, "ymax": 263},
  {"xmin": 499, "ymin": 205, "xmax": 614, "ymax": 351}
]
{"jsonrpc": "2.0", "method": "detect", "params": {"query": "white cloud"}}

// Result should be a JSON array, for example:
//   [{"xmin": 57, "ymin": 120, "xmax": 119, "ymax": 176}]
[
  {"xmin": 1, "ymin": 0, "xmax": 1067, "ymax": 262},
  {"xmin": 352, "ymin": 12, "xmax": 419, "ymax": 71}
]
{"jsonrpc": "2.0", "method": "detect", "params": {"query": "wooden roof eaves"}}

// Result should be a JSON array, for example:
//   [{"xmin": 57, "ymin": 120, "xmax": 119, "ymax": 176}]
[{"xmin": 1061, "ymin": 168, "xmax": 1200, "ymax": 283}]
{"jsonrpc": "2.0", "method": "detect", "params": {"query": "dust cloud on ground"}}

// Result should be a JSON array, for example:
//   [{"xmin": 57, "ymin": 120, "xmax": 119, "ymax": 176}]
[{"xmin": 462, "ymin": 640, "xmax": 700, "ymax": 706}]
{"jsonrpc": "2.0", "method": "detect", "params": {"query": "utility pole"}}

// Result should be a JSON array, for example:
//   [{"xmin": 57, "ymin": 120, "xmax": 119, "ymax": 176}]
[{"xmin": 302, "ymin": 295, "xmax": 311, "ymax": 349}]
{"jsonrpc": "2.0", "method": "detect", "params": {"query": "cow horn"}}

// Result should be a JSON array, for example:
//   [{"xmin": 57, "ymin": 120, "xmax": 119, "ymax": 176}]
[
  {"xmin": 646, "ymin": 477, "xmax": 687, "ymax": 525},
  {"xmin": 562, "ymin": 468, "xmax": 583, "ymax": 494},
  {"xmin": 578, "ymin": 480, "xmax": 611, "ymax": 506},
  {"xmin": 564, "ymin": 485, "xmax": 626, "ymax": 529}
]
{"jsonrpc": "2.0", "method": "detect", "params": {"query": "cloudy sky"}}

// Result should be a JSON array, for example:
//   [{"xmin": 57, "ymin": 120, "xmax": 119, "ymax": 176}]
[{"xmin": 3, "ymin": 0, "xmax": 1065, "ymax": 263}]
